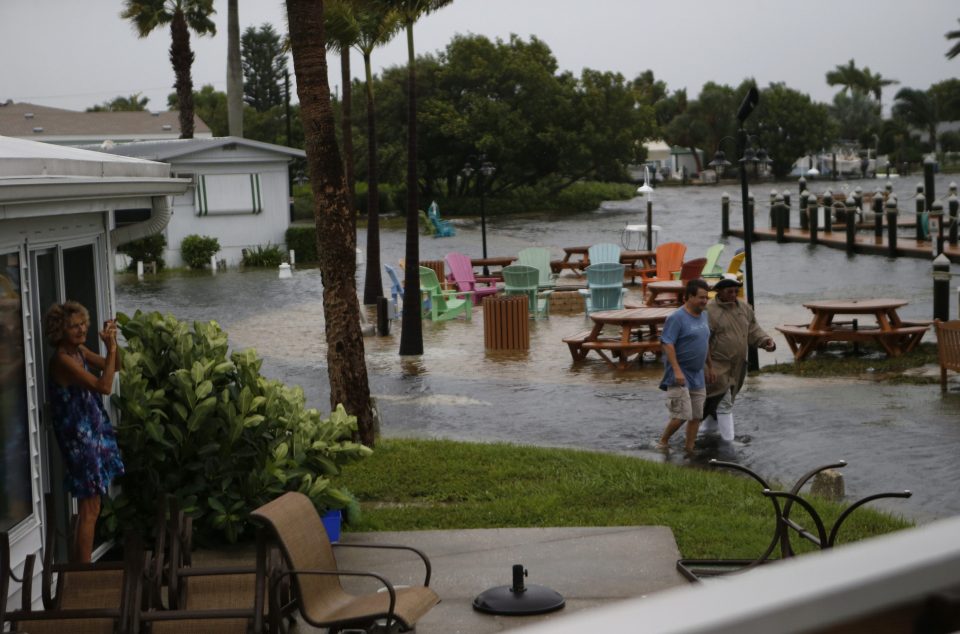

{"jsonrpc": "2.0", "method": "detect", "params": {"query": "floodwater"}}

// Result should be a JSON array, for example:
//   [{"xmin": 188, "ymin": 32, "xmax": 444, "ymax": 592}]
[{"xmin": 116, "ymin": 175, "xmax": 960, "ymax": 523}]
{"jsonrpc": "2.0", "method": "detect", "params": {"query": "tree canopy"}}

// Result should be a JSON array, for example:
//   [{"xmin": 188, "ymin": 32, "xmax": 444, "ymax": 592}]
[{"xmin": 241, "ymin": 23, "xmax": 288, "ymax": 112}]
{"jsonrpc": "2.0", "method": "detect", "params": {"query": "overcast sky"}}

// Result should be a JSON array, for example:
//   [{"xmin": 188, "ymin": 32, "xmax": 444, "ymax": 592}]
[{"xmin": 2, "ymin": 0, "xmax": 957, "ymax": 116}]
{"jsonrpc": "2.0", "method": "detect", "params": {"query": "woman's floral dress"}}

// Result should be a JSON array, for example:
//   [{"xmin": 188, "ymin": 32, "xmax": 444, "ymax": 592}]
[{"xmin": 49, "ymin": 359, "xmax": 124, "ymax": 498}]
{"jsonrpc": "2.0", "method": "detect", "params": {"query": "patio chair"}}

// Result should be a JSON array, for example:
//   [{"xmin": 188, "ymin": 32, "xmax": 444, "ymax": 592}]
[
  {"xmin": 445, "ymin": 251, "xmax": 499, "ymax": 305},
  {"xmin": 701, "ymin": 244, "xmax": 726, "ymax": 278},
  {"xmin": 503, "ymin": 264, "xmax": 552, "ymax": 319},
  {"xmin": 251, "ymin": 491, "xmax": 440, "ymax": 634},
  {"xmin": 653, "ymin": 258, "xmax": 707, "ymax": 306},
  {"xmin": 427, "ymin": 201, "xmax": 455, "ymax": 237},
  {"xmin": 1, "ymin": 531, "xmax": 37, "ymax": 627},
  {"xmin": 517, "ymin": 247, "xmax": 559, "ymax": 288},
  {"xmin": 935, "ymin": 319, "xmax": 960, "ymax": 392},
  {"xmin": 384, "ymin": 263, "xmax": 404, "ymax": 319},
  {"xmin": 725, "ymin": 251, "xmax": 746, "ymax": 298},
  {"xmin": 640, "ymin": 242, "xmax": 687, "ymax": 295},
  {"xmin": 578, "ymin": 263, "xmax": 627, "ymax": 315},
  {"xmin": 587, "ymin": 242, "xmax": 621, "ymax": 266},
  {"xmin": 420, "ymin": 266, "xmax": 473, "ymax": 321}
]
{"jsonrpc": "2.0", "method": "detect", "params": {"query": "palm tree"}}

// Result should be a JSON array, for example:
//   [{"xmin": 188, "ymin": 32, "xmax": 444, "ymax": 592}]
[
  {"xmin": 121, "ymin": 0, "xmax": 217, "ymax": 139},
  {"xmin": 378, "ymin": 0, "xmax": 453, "ymax": 356},
  {"xmin": 325, "ymin": 0, "xmax": 361, "ymax": 209},
  {"xmin": 861, "ymin": 67, "xmax": 898, "ymax": 114},
  {"xmin": 226, "ymin": 0, "xmax": 243, "ymax": 136},
  {"xmin": 825, "ymin": 59, "xmax": 868, "ymax": 96},
  {"xmin": 284, "ymin": 0, "xmax": 376, "ymax": 447},
  {"xmin": 947, "ymin": 18, "xmax": 960, "ymax": 60},
  {"xmin": 352, "ymin": 1, "xmax": 402, "ymax": 306},
  {"xmin": 892, "ymin": 87, "xmax": 939, "ymax": 148}
]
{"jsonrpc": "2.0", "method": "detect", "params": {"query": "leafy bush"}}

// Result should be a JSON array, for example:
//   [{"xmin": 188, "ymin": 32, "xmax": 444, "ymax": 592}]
[
  {"xmin": 117, "ymin": 234, "xmax": 166, "ymax": 271},
  {"xmin": 106, "ymin": 310, "xmax": 372, "ymax": 544},
  {"xmin": 242, "ymin": 244, "xmax": 284, "ymax": 267},
  {"xmin": 285, "ymin": 226, "xmax": 317, "ymax": 262},
  {"xmin": 180, "ymin": 234, "xmax": 220, "ymax": 269}
]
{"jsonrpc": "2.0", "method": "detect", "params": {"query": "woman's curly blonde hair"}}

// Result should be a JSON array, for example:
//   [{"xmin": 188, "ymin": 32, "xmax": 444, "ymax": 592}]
[{"xmin": 44, "ymin": 301, "xmax": 89, "ymax": 346}]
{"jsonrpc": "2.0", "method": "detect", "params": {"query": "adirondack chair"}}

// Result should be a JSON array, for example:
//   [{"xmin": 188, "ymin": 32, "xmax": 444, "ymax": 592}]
[
  {"xmin": 578, "ymin": 263, "xmax": 627, "ymax": 315},
  {"xmin": 701, "ymin": 244, "xmax": 726, "ymax": 278},
  {"xmin": 655, "ymin": 258, "xmax": 708, "ymax": 305},
  {"xmin": 588, "ymin": 242, "xmax": 621, "ymax": 265},
  {"xmin": 384, "ymin": 264, "xmax": 404, "ymax": 319},
  {"xmin": 445, "ymin": 251, "xmax": 499, "ymax": 305},
  {"xmin": 420, "ymin": 266, "xmax": 473, "ymax": 321},
  {"xmin": 503, "ymin": 265, "xmax": 552, "ymax": 319},
  {"xmin": 725, "ymin": 251, "xmax": 746, "ymax": 298},
  {"xmin": 640, "ymin": 242, "xmax": 686, "ymax": 294},
  {"xmin": 427, "ymin": 201, "xmax": 455, "ymax": 237},
  {"xmin": 517, "ymin": 247, "xmax": 559, "ymax": 288},
  {"xmin": 935, "ymin": 319, "xmax": 960, "ymax": 392}
]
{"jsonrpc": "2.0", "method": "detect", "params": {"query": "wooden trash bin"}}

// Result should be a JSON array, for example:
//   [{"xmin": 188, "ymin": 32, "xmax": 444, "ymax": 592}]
[{"xmin": 483, "ymin": 295, "xmax": 529, "ymax": 350}]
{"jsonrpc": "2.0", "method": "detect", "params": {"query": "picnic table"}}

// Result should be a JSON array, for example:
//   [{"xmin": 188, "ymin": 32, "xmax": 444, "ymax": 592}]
[
  {"xmin": 471, "ymin": 256, "xmax": 516, "ymax": 280},
  {"xmin": 776, "ymin": 298, "xmax": 930, "ymax": 360},
  {"xmin": 563, "ymin": 306, "xmax": 674, "ymax": 369},
  {"xmin": 644, "ymin": 278, "xmax": 719, "ymax": 307},
  {"xmin": 549, "ymin": 247, "xmax": 656, "ymax": 283}
]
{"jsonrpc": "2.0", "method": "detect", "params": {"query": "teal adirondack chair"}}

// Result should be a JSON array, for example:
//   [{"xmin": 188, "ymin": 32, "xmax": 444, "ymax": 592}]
[
  {"xmin": 578, "ymin": 263, "xmax": 627, "ymax": 315},
  {"xmin": 701, "ymin": 244, "xmax": 726, "ymax": 278},
  {"xmin": 517, "ymin": 247, "xmax": 559, "ymax": 288},
  {"xmin": 503, "ymin": 265, "xmax": 553, "ymax": 319},
  {"xmin": 588, "ymin": 243, "xmax": 621, "ymax": 266},
  {"xmin": 419, "ymin": 266, "xmax": 472, "ymax": 321}
]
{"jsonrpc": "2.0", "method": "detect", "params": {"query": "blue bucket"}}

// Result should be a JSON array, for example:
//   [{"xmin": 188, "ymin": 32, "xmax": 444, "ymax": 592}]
[{"xmin": 321, "ymin": 509, "xmax": 342, "ymax": 543}]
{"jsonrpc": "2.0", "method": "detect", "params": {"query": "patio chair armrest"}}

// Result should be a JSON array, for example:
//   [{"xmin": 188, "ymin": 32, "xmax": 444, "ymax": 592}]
[
  {"xmin": 333, "ymin": 542, "xmax": 433, "ymax": 586},
  {"xmin": 270, "ymin": 568, "xmax": 401, "ymax": 626}
]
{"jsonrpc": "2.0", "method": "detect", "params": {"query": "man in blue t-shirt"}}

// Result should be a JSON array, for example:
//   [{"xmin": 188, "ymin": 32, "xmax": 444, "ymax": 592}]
[{"xmin": 656, "ymin": 279, "xmax": 713, "ymax": 453}]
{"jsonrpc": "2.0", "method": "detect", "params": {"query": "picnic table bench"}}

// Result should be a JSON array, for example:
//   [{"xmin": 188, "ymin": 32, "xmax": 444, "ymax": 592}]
[{"xmin": 563, "ymin": 307, "xmax": 673, "ymax": 369}]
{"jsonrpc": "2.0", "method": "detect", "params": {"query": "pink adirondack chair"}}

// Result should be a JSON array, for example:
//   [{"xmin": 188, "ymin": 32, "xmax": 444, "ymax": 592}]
[{"xmin": 445, "ymin": 252, "xmax": 499, "ymax": 305}]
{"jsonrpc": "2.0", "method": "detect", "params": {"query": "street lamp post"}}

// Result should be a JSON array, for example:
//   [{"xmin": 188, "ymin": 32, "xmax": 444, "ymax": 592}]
[
  {"xmin": 636, "ymin": 165, "xmax": 655, "ymax": 250},
  {"xmin": 463, "ymin": 155, "xmax": 496, "ymax": 276}
]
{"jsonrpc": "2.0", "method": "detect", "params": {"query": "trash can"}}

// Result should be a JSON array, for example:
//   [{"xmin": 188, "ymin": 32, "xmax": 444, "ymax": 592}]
[{"xmin": 483, "ymin": 295, "xmax": 529, "ymax": 350}]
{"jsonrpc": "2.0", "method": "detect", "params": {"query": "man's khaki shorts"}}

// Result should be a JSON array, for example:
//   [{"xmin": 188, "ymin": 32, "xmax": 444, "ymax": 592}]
[{"xmin": 665, "ymin": 386, "xmax": 706, "ymax": 420}]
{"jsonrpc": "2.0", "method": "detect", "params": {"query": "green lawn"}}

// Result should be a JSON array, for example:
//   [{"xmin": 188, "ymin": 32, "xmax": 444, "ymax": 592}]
[{"xmin": 338, "ymin": 439, "xmax": 913, "ymax": 560}]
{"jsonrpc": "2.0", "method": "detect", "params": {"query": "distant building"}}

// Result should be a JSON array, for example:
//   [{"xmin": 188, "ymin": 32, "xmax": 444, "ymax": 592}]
[
  {"xmin": 0, "ymin": 101, "xmax": 211, "ymax": 146},
  {"xmin": 89, "ymin": 137, "xmax": 305, "ymax": 268}
]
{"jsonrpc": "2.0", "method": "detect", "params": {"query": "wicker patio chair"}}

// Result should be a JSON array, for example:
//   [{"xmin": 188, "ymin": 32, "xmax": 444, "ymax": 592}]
[{"xmin": 251, "ymin": 491, "xmax": 440, "ymax": 634}]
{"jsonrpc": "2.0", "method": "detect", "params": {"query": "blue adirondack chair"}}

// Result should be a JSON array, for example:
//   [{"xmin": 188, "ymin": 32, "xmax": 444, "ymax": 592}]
[
  {"xmin": 578, "ymin": 263, "xmax": 627, "ymax": 315},
  {"xmin": 384, "ymin": 264, "xmax": 404, "ymax": 319},
  {"xmin": 419, "ymin": 266, "xmax": 472, "ymax": 321},
  {"xmin": 588, "ymin": 243, "xmax": 621, "ymax": 266},
  {"xmin": 503, "ymin": 264, "xmax": 552, "ymax": 319},
  {"xmin": 427, "ymin": 201, "xmax": 455, "ymax": 237},
  {"xmin": 517, "ymin": 247, "xmax": 559, "ymax": 288}
]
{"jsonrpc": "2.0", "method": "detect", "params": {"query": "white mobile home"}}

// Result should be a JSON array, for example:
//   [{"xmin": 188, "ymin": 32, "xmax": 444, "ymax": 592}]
[
  {"xmin": 0, "ymin": 135, "xmax": 188, "ymax": 607},
  {"xmin": 90, "ymin": 138, "xmax": 305, "ymax": 268}
]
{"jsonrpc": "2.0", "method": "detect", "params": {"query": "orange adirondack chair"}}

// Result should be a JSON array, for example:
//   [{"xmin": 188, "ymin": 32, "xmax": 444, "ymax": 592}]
[{"xmin": 640, "ymin": 242, "xmax": 687, "ymax": 295}]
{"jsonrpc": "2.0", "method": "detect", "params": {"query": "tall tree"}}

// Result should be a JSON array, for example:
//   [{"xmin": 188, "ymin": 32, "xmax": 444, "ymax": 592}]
[
  {"xmin": 285, "ymin": 0, "xmax": 375, "ymax": 447},
  {"xmin": 946, "ymin": 18, "xmax": 960, "ymax": 60},
  {"xmin": 892, "ymin": 87, "xmax": 939, "ymax": 148},
  {"xmin": 378, "ymin": 0, "xmax": 453, "ymax": 355},
  {"xmin": 861, "ymin": 67, "xmax": 898, "ymax": 114},
  {"xmin": 825, "ymin": 59, "xmax": 868, "ymax": 96},
  {"xmin": 241, "ymin": 23, "xmax": 288, "ymax": 112},
  {"xmin": 324, "ymin": 1, "xmax": 361, "ymax": 204},
  {"xmin": 87, "ymin": 93, "xmax": 150, "ymax": 112},
  {"xmin": 226, "ymin": 0, "xmax": 243, "ymax": 136},
  {"xmin": 121, "ymin": 0, "xmax": 217, "ymax": 139}
]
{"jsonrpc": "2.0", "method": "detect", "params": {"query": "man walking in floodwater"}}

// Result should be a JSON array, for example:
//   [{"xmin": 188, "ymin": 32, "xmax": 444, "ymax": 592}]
[
  {"xmin": 699, "ymin": 276, "xmax": 776, "ymax": 444},
  {"xmin": 656, "ymin": 279, "xmax": 712, "ymax": 454}
]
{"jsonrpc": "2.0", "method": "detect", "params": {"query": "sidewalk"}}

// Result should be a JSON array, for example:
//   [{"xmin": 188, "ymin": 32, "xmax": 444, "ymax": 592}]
[{"xmin": 307, "ymin": 526, "xmax": 687, "ymax": 633}]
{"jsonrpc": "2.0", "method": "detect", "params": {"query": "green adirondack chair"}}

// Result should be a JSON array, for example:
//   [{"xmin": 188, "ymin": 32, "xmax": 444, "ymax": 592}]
[
  {"xmin": 578, "ymin": 263, "xmax": 627, "ymax": 315},
  {"xmin": 503, "ymin": 264, "xmax": 553, "ymax": 319},
  {"xmin": 701, "ymin": 244, "xmax": 726, "ymax": 278},
  {"xmin": 419, "ymin": 266, "xmax": 473, "ymax": 321},
  {"xmin": 517, "ymin": 247, "xmax": 559, "ymax": 288}
]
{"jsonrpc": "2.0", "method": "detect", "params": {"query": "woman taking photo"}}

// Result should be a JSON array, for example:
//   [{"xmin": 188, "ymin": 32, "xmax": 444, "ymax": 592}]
[{"xmin": 44, "ymin": 301, "xmax": 124, "ymax": 562}]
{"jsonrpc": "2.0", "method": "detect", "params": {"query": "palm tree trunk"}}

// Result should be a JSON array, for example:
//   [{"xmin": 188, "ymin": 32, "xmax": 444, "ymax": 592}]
[
  {"xmin": 399, "ymin": 21, "xmax": 423, "ymax": 355},
  {"xmin": 226, "ymin": 0, "xmax": 244, "ymax": 137},
  {"xmin": 341, "ymin": 50, "xmax": 354, "ymax": 204},
  {"xmin": 362, "ymin": 52, "xmax": 383, "ymax": 306},
  {"xmin": 170, "ymin": 9, "xmax": 195, "ymax": 139},
  {"xmin": 285, "ymin": 0, "xmax": 375, "ymax": 447}
]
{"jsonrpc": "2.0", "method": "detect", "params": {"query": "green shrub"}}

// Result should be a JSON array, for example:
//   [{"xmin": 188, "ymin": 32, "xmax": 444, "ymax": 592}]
[
  {"xmin": 117, "ymin": 234, "xmax": 166, "ymax": 271},
  {"xmin": 180, "ymin": 234, "xmax": 220, "ymax": 269},
  {"xmin": 242, "ymin": 244, "xmax": 284, "ymax": 267},
  {"xmin": 285, "ymin": 225, "xmax": 317, "ymax": 262},
  {"xmin": 554, "ymin": 182, "xmax": 637, "ymax": 212},
  {"xmin": 106, "ymin": 310, "xmax": 372, "ymax": 544}
]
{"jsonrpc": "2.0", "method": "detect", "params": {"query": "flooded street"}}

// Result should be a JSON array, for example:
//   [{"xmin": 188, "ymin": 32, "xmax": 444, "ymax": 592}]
[{"xmin": 117, "ymin": 176, "xmax": 960, "ymax": 522}]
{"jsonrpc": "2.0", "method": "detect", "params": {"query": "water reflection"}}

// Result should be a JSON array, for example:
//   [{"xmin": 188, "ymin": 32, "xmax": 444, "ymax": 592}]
[{"xmin": 117, "ymin": 176, "xmax": 960, "ymax": 522}]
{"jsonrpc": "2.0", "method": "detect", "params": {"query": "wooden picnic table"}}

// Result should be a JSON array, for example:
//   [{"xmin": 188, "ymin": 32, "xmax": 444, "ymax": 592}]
[
  {"xmin": 563, "ymin": 306, "xmax": 675, "ymax": 369},
  {"xmin": 644, "ymin": 279, "xmax": 719, "ymax": 307},
  {"xmin": 776, "ymin": 298, "xmax": 930, "ymax": 360},
  {"xmin": 549, "ymin": 247, "xmax": 656, "ymax": 283},
  {"xmin": 471, "ymin": 256, "xmax": 516, "ymax": 280}
]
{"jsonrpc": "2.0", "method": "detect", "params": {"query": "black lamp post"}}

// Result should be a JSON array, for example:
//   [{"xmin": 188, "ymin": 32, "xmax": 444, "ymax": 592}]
[{"xmin": 462, "ymin": 155, "xmax": 496, "ymax": 275}]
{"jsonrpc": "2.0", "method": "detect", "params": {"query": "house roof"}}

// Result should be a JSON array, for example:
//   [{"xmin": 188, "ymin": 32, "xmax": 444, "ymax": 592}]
[
  {"xmin": 0, "ymin": 101, "xmax": 211, "ymax": 143},
  {"xmin": 87, "ymin": 136, "xmax": 306, "ymax": 161}
]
